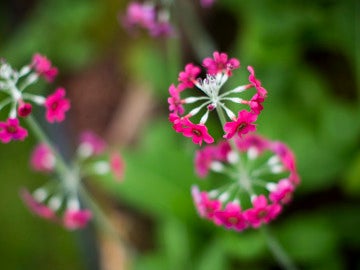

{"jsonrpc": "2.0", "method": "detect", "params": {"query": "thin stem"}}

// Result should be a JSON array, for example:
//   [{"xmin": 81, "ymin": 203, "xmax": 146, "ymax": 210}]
[
  {"xmin": 25, "ymin": 115, "xmax": 69, "ymax": 176},
  {"xmin": 261, "ymin": 226, "xmax": 298, "ymax": 270},
  {"xmin": 79, "ymin": 186, "xmax": 137, "ymax": 259}
]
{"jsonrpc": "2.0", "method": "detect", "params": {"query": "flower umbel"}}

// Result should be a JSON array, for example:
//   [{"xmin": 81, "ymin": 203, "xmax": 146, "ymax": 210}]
[
  {"xmin": 169, "ymin": 51, "xmax": 267, "ymax": 145},
  {"xmin": 192, "ymin": 134, "xmax": 300, "ymax": 231}
]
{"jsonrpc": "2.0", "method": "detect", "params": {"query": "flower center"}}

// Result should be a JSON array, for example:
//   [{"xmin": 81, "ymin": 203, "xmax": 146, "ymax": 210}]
[
  {"xmin": 6, "ymin": 125, "xmax": 17, "ymax": 134},
  {"xmin": 237, "ymin": 122, "xmax": 247, "ymax": 132},
  {"xmin": 192, "ymin": 129, "xmax": 202, "ymax": 136},
  {"xmin": 257, "ymin": 209, "xmax": 268, "ymax": 219},
  {"xmin": 228, "ymin": 216, "xmax": 238, "ymax": 225}
]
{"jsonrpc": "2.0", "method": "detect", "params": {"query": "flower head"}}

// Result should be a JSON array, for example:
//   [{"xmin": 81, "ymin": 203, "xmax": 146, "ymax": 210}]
[
  {"xmin": 0, "ymin": 118, "xmax": 28, "ymax": 143},
  {"xmin": 78, "ymin": 131, "xmax": 107, "ymax": 157},
  {"xmin": 44, "ymin": 87, "xmax": 70, "ymax": 123},
  {"xmin": 168, "ymin": 52, "xmax": 267, "ymax": 145},
  {"xmin": 191, "ymin": 134, "xmax": 300, "ymax": 231}
]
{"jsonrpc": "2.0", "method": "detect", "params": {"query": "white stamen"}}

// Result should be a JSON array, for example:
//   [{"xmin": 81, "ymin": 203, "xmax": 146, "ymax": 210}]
[
  {"xmin": 199, "ymin": 110, "xmax": 210, "ymax": 124},
  {"xmin": 183, "ymin": 96, "xmax": 207, "ymax": 104},
  {"xmin": 19, "ymin": 66, "xmax": 31, "ymax": 77}
]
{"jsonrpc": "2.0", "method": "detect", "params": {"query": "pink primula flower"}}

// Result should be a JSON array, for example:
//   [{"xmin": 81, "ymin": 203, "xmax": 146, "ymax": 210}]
[
  {"xmin": 122, "ymin": 2, "xmax": 155, "ymax": 30},
  {"xmin": 178, "ymin": 63, "xmax": 201, "ymax": 90},
  {"xmin": 244, "ymin": 195, "xmax": 282, "ymax": 228},
  {"xmin": 110, "ymin": 152, "xmax": 125, "ymax": 181},
  {"xmin": 269, "ymin": 179, "xmax": 294, "ymax": 204},
  {"xmin": 79, "ymin": 131, "xmax": 107, "ymax": 156},
  {"xmin": 223, "ymin": 110, "xmax": 257, "ymax": 139},
  {"xmin": 63, "ymin": 209, "xmax": 92, "ymax": 230},
  {"xmin": 181, "ymin": 119, "xmax": 214, "ymax": 145},
  {"xmin": 44, "ymin": 87, "xmax": 70, "ymax": 123},
  {"xmin": 200, "ymin": 0, "xmax": 216, "ymax": 8},
  {"xmin": 168, "ymin": 84, "xmax": 184, "ymax": 114},
  {"xmin": 20, "ymin": 189, "xmax": 55, "ymax": 220},
  {"xmin": 30, "ymin": 143, "xmax": 55, "ymax": 173},
  {"xmin": 32, "ymin": 53, "xmax": 58, "ymax": 82},
  {"xmin": 192, "ymin": 186, "xmax": 221, "ymax": 221},
  {"xmin": 203, "ymin": 51, "xmax": 240, "ymax": 76},
  {"xmin": 214, "ymin": 202, "xmax": 248, "ymax": 231},
  {"xmin": 248, "ymin": 66, "xmax": 267, "ymax": 97},
  {"xmin": 0, "ymin": 118, "xmax": 28, "ymax": 143}
]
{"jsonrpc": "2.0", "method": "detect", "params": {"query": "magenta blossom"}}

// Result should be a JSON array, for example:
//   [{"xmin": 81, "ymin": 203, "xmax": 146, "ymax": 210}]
[
  {"xmin": 20, "ymin": 189, "xmax": 56, "ymax": 220},
  {"xmin": 30, "ymin": 143, "xmax": 55, "ymax": 173},
  {"xmin": 168, "ymin": 84, "xmax": 185, "ymax": 114},
  {"xmin": 181, "ymin": 119, "xmax": 214, "ymax": 145},
  {"xmin": 268, "ymin": 179, "xmax": 295, "ymax": 204},
  {"xmin": 248, "ymin": 66, "xmax": 267, "ymax": 97},
  {"xmin": 31, "ymin": 53, "xmax": 58, "ymax": 82},
  {"xmin": 200, "ymin": 0, "xmax": 216, "ymax": 8},
  {"xmin": 0, "ymin": 118, "xmax": 28, "ymax": 143},
  {"xmin": 63, "ymin": 209, "xmax": 92, "ymax": 230},
  {"xmin": 203, "ymin": 51, "xmax": 240, "ymax": 76},
  {"xmin": 214, "ymin": 202, "xmax": 248, "ymax": 231},
  {"xmin": 223, "ymin": 110, "xmax": 257, "ymax": 139},
  {"xmin": 17, "ymin": 100, "xmax": 32, "ymax": 118},
  {"xmin": 44, "ymin": 87, "xmax": 70, "ymax": 123},
  {"xmin": 178, "ymin": 63, "xmax": 201, "ymax": 90},
  {"xmin": 244, "ymin": 195, "xmax": 282, "ymax": 228},
  {"xmin": 192, "ymin": 186, "xmax": 222, "ymax": 222},
  {"xmin": 79, "ymin": 131, "xmax": 107, "ymax": 157}
]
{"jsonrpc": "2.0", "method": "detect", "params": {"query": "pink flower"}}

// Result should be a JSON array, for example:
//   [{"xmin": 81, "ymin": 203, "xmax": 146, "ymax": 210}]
[
  {"xmin": 244, "ymin": 195, "xmax": 282, "ymax": 228},
  {"xmin": 200, "ymin": 0, "xmax": 216, "ymax": 8},
  {"xmin": 44, "ymin": 87, "xmax": 70, "ymax": 123},
  {"xmin": 63, "ymin": 209, "xmax": 92, "ymax": 230},
  {"xmin": 0, "ymin": 118, "xmax": 28, "ymax": 143},
  {"xmin": 271, "ymin": 142, "xmax": 296, "ymax": 172},
  {"xmin": 169, "ymin": 113, "xmax": 184, "ymax": 132},
  {"xmin": 203, "ymin": 51, "xmax": 240, "ymax": 76},
  {"xmin": 30, "ymin": 143, "xmax": 55, "ymax": 172},
  {"xmin": 17, "ymin": 100, "xmax": 32, "ymax": 118},
  {"xmin": 168, "ymin": 84, "xmax": 184, "ymax": 114},
  {"xmin": 20, "ymin": 189, "xmax": 55, "ymax": 220},
  {"xmin": 214, "ymin": 202, "xmax": 248, "ymax": 231},
  {"xmin": 31, "ymin": 53, "xmax": 58, "ymax": 82},
  {"xmin": 223, "ymin": 110, "xmax": 257, "ymax": 139},
  {"xmin": 122, "ymin": 2, "xmax": 156, "ymax": 31},
  {"xmin": 248, "ymin": 93, "xmax": 265, "ymax": 115},
  {"xmin": 148, "ymin": 21, "xmax": 174, "ymax": 37},
  {"xmin": 194, "ymin": 141, "xmax": 231, "ymax": 177},
  {"xmin": 182, "ymin": 119, "xmax": 214, "ymax": 145},
  {"xmin": 110, "ymin": 152, "xmax": 125, "ymax": 181},
  {"xmin": 178, "ymin": 63, "xmax": 201, "ymax": 90},
  {"xmin": 248, "ymin": 66, "xmax": 267, "ymax": 97},
  {"xmin": 79, "ymin": 131, "xmax": 107, "ymax": 156},
  {"xmin": 269, "ymin": 179, "xmax": 294, "ymax": 204},
  {"xmin": 192, "ymin": 186, "xmax": 222, "ymax": 221}
]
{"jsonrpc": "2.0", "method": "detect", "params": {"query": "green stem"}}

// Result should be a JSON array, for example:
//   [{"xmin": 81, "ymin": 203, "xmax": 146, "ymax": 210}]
[
  {"xmin": 25, "ymin": 115, "xmax": 69, "ymax": 176},
  {"xmin": 173, "ymin": 0, "xmax": 216, "ymax": 60},
  {"xmin": 261, "ymin": 226, "xmax": 298, "ymax": 270}
]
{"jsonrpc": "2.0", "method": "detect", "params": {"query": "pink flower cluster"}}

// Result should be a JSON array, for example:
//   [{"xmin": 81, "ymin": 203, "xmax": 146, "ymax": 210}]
[
  {"xmin": 192, "ymin": 134, "xmax": 300, "ymax": 231},
  {"xmin": 168, "ymin": 52, "xmax": 267, "ymax": 145},
  {"xmin": 121, "ymin": 1, "xmax": 173, "ymax": 37},
  {"xmin": 22, "ymin": 131, "xmax": 125, "ymax": 230},
  {"xmin": 0, "ymin": 53, "xmax": 70, "ymax": 143}
]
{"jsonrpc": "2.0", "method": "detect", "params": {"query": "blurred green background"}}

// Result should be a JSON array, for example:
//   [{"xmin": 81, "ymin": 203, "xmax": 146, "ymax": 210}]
[{"xmin": 0, "ymin": 0, "xmax": 359, "ymax": 269}]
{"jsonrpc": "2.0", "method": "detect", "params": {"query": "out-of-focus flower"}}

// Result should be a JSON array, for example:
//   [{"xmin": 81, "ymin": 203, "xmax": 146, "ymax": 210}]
[
  {"xmin": 30, "ymin": 143, "xmax": 55, "ymax": 172},
  {"xmin": 0, "ymin": 118, "xmax": 28, "ymax": 143},
  {"xmin": 78, "ymin": 131, "xmax": 107, "ymax": 158},
  {"xmin": 31, "ymin": 53, "xmax": 58, "ymax": 82},
  {"xmin": 192, "ymin": 134, "xmax": 300, "ymax": 231},
  {"xmin": 63, "ymin": 209, "xmax": 92, "ymax": 230},
  {"xmin": 200, "ymin": 0, "xmax": 216, "ymax": 8}
]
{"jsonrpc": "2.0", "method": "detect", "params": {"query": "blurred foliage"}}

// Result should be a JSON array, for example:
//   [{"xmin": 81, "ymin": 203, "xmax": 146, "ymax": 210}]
[{"xmin": 0, "ymin": 0, "xmax": 359, "ymax": 269}]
